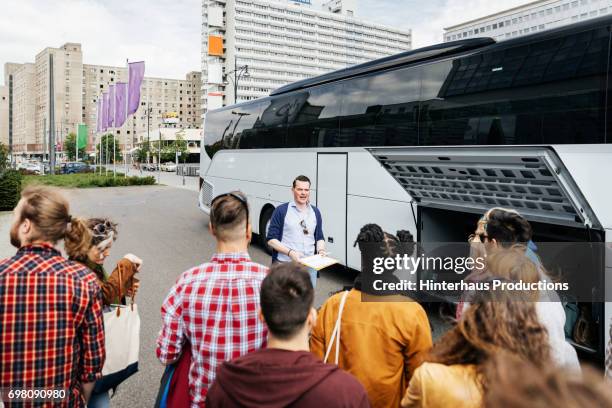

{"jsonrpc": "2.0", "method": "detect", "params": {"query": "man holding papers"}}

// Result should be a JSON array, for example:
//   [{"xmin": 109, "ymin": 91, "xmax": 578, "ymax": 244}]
[{"xmin": 267, "ymin": 175, "xmax": 327, "ymax": 288}]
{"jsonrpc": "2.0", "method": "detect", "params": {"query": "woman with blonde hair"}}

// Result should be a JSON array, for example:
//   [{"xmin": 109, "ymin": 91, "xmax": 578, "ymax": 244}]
[{"xmin": 484, "ymin": 246, "xmax": 579, "ymax": 370}]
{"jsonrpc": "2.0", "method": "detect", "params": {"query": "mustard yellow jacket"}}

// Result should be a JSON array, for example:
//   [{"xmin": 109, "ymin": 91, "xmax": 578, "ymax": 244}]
[
  {"xmin": 310, "ymin": 289, "xmax": 432, "ymax": 408},
  {"xmin": 401, "ymin": 362, "xmax": 482, "ymax": 408}
]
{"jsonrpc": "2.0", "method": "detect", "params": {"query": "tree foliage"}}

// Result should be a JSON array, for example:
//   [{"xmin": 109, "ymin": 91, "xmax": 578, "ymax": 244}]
[
  {"xmin": 150, "ymin": 131, "xmax": 189, "ymax": 163},
  {"xmin": 0, "ymin": 142, "xmax": 8, "ymax": 170},
  {"xmin": 64, "ymin": 132, "xmax": 87, "ymax": 161},
  {"xmin": 95, "ymin": 134, "xmax": 123, "ymax": 164}
]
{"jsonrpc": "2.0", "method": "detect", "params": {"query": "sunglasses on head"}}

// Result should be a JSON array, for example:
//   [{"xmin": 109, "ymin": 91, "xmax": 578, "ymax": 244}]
[{"xmin": 93, "ymin": 220, "xmax": 114, "ymax": 237}]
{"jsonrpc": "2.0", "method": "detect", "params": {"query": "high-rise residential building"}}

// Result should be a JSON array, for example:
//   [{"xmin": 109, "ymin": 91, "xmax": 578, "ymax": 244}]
[
  {"xmin": 0, "ymin": 86, "xmax": 8, "ymax": 147},
  {"xmin": 4, "ymin": 62, "xmax": 35, "ymax": 155},
  {"xmin": 444, "ymin": 0, "xmax": 612, "ymax": 43},
  {"xmin": 200, "ymin": 0, "xmax": 412, "ymax": 113},
  {"xmin": 2, "ymin": 43, "xmax": 202, "ymax": 158}
]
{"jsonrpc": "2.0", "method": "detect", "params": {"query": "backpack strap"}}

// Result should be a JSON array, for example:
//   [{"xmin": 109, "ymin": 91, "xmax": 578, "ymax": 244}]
[{"xmin": 324, "ymin": 290, "xmax": 350, "ymax": 365}]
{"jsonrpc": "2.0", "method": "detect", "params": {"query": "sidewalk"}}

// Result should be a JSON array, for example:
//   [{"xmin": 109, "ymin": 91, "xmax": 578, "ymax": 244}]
[
  {"xmin": 101, "ymin": 166, "xmax": 199, "ymax": 192},
  {"xmin": 0, "ymin": 212, "xmax": 13, "ymax": 259}
]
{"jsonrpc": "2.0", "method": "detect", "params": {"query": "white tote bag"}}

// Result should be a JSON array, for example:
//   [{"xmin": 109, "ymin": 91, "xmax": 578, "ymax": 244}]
[
  {"xmin": 324, "ymin": 290, "xmax": 349, "ymax": 365},
  {"xmin": 102, "ymin": 301, "xmax": 140, "ymax": 376}
]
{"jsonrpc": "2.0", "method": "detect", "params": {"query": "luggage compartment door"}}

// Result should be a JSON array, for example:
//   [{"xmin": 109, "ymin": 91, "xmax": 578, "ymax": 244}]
[{"xmin": 316, "ymin": 153, "xmax": 347, "ymax": 265}]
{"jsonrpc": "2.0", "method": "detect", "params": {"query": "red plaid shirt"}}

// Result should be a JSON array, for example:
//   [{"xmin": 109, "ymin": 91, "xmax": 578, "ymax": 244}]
[
  {"xmin": 0, "ymin": 244, "xmax": 105, "ymax": 407},
  {"xmin": 156, "ymin": 252, "xmax": 268, "ymax": 407}
]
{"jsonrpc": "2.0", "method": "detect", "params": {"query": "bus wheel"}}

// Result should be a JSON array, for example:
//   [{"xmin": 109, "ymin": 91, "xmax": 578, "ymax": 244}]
[{"xmin": 259, "ymin": 206, "xmax": 274, "ymax": 255}]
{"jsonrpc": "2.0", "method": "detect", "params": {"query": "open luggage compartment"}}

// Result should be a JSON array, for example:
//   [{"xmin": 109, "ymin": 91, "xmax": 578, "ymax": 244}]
[{"xmin": 367, "ymin": 146, "xmax": 606, "ymax": 362}]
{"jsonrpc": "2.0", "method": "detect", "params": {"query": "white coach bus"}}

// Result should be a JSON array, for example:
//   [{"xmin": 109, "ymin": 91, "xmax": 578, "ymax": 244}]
[{"xmin": 199, "ymin": 17, "xmax": 612, "ymax": 364}]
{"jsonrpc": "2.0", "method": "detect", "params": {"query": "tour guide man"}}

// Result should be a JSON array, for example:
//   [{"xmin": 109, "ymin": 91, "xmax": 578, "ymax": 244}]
[{"xmin": 267, "ymin": 175, "xmax": 327, "ymax": 288}]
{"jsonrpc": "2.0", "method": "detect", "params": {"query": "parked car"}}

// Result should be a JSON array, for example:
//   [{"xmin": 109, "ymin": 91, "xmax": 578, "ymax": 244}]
[
  {"xmin": 16, "ymin": 161, "xmax": 44, "ymax": 174},
  {"xmin": 60, "ymin": 162, "xmax": 89, "ymax": 174},
  {"xmin": 161, "ymin": 162, "xmax": 177, "ymax": 172},
  {"xmin": 144, "ymin": 163, "xmax": 158, "ymax": 171}
]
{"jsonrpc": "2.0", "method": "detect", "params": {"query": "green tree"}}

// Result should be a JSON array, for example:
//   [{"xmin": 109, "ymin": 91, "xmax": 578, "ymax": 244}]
[
  {"xmin": 174, "ymin": 132, "xmax": 189, "ymax": 163},
  {"xmin": 95, "ymin": 134, "xmax": 122, "ymax": 164},
  {"xmin": 0, "ymin": 142, "xmax": 8, "ymax": 170},
  {"xmin": 133, "ymin": 146, "xmax": 148, "ymax": 163},
  {"xmin": 64, "ymin": 132, "xmax": 87, "ymax": 161}
]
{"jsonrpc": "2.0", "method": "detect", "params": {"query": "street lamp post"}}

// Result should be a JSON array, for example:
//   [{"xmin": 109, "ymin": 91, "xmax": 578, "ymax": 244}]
[
  {"xmin": 146, "ymin": 102, "xmax": 152, "ymax": 166},
  {"xmin": 225, "ymin": 55, "xmax": 249, "ymax": 104}
]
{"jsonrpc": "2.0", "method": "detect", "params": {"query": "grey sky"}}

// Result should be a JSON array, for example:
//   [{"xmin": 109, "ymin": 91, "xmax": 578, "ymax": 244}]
[{"xmin": 0, "ymin": 0, "xmax": 527, "ymax": 81}]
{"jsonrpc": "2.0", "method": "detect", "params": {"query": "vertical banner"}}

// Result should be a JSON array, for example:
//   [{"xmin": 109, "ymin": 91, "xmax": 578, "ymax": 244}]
[
  {"xmin": 102, "ymin": 92, "xmax": 110, "ymax": 131},
  {"xmin": 97, "ymin": 98, "xmax": 102, "ymax": 133},
  {"xmin": 127, "ymin": 61, "xmax": 145, "ymax": 115},
  {"xmin": 77, "ymin": 124, "xmax": 88, "ymax": 149},
  {"xmin": 108, "ymin": 84, "xmax": 115, "ymax": 128},
  {"xmin": 115, "ymin": 82, "xmax": 128, "ymax": 127}
]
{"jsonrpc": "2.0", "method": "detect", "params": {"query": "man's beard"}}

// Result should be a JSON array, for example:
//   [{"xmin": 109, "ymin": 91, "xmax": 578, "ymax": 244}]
[{"xmin": 9, "ymin": 224, "xmax": 21, "ymax": 249}]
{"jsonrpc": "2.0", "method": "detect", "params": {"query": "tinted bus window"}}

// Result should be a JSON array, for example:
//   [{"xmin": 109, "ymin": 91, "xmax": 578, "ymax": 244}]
[
  {"xmin": 420, "ymin": 27, "xmax": 609, "ymax": 146},
  {"xmin": 339, "ymin": 66, "xmax": 420, "ymax": 147},
  {"xmin": 204, "ymin": 108, "xmax": 235, "ymax": 158},
  {"xmin": 255, "ymin": 94, "xmax": 299, "ymax": 147},
  {"xmin": 228, "ymin": 101, "xmax": 264, "ymax": 149},
  {"xmin": 287, "ymin": 83, "xmax": 342, "ymax": 147}
]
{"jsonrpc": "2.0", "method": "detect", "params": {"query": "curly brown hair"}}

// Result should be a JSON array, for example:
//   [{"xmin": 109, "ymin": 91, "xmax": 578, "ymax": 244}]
[
  {"xmin": 484, "ymin": 353, "xmax": 612, "ymax": 407},
  {"xmin": 428, "ymin": 248, "xmax": 551, "ymax": 389}
]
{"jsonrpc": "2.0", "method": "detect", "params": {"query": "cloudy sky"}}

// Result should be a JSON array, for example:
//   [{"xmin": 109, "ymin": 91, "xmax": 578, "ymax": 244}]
[{"xmin": 0, "ymin": 0, "xmax": 528, "ymax": 80}]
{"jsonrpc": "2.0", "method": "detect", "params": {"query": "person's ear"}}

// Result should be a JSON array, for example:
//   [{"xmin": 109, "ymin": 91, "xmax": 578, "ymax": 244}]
[
  {"xmin": 208, "ymin": 222, "xmax": 215, "ymax": 237},
  {"xmin": 21, "ymin": 218, "xmax": 32, "ymax": 235},
  {"xmin": 247, "ymin": 223, "xmax": 252, "ymax": 242},
  {"xmin": 258, "ymin": 309, "xmax": 265, "ymax": 324}
]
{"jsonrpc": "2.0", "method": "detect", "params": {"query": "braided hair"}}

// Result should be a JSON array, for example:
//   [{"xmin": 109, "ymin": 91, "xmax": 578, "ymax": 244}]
[
  {"xmin": 353, "ymin": 223, "xmax": 415, "ymax": 252},
  {"xmin": 353, "ymin": 223, "xmax": 415, "ymax": 295}
]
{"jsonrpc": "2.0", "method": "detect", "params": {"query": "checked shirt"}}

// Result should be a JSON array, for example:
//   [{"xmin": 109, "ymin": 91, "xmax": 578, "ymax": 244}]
[
  {"xmin": 0, "ymin": 244, "xmax": 105, "ymax": 407},
  {"xmin": 156, "ymin": 252, "xmax": 268, "ymax": 407}
]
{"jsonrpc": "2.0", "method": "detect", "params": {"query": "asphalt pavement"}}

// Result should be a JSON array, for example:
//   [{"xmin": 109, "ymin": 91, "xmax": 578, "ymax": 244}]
[
  {"xmin": 0, "ymin": 183, "xmax": 448, "ymax": 407},
  {"xmin": 64, "ymin": 185, "xmax": 355, "ymax": 407}
]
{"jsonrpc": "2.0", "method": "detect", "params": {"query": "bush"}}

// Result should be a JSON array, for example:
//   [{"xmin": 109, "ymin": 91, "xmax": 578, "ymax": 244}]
[
  {"xmin": 0, "ymin": 170, "xmax": 23, "ymax": 210},
  {"xmin": 23, "ymin": 173, "xmax": 156, "ymax": 189}
]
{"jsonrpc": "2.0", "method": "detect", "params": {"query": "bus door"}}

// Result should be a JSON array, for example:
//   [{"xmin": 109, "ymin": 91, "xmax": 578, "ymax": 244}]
[{"xmin": 316, "ymin": 153, "xmax": 348, "ymax": 266}]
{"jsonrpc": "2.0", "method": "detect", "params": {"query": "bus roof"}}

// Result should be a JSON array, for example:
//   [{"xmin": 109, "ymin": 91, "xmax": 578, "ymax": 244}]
[
  {"xmin": 270, "ymin": 38, "xmax": 494, "ymax": 96},
  {"xmin": 271, "ymin": 14, "xmax": 612, "ymax": 97}
]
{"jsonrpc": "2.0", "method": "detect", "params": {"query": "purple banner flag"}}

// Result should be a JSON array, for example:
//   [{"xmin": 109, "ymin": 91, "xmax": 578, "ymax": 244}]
[
  {"xmin": 127, "ymin": 61, "xmax": 145, "ymax": 115},
  {"xmin": 108, "ymin": 84, "xmax": 115, "ymax": 128},
  {"xmin": 96, "ymin": 98, "xmax": 102, "ymax": 133},
  {"xmin": 102, "ymin": 92, "xmax": 110, "ymax": 131},
  {"xmin": 114, "ymin": 82, "xmax": 128, "ymax": 128}
]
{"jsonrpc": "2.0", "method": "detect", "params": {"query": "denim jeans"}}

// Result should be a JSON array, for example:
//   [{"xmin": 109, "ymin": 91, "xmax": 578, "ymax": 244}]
[
  {"xmin": 307, "ymin": 267, "xmax": 318, "ymax": 289},
  {"xmin": 272, "ymin": 261, "xmax": 317, "ymax": 288},
  {"xmin": 88, "ymin": 391, "xmax": 110, "ymax": 408}
]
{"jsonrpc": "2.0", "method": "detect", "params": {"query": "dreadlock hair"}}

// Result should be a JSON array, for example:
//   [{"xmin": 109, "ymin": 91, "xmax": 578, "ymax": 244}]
[
  {"xmin": 484, "ymin": 208, "xmax": 533, "ymax": 247},
  {"xmin": 352, "ymin": 223, "xmax": 415, "ymax": 295},
  {"xmin": 353, "ymin": 223, "xmax": 415, "ymax": 256}
]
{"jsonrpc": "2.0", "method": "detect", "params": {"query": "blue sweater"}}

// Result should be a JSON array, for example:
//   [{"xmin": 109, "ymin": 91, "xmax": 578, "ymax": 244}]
[{"xmin": 266, "ymin": 202, "xmax": 324, "ymax": 262}]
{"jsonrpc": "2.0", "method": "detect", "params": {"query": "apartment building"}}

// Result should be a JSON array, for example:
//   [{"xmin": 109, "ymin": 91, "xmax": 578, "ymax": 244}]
[
  {"xmin": 2, "ymin": 43, "xmax": 202, "ymax": 157},
  {"xmin": 0, "ymin": 86, "xmax": 8, "ymax": 147},
  {"xmin": 3, "ymin": 62, "xmax": 36, "ymax": 155},
  {"xmin": 444, "ymin": 0, "xmax": 612, "ymax": 42},
  {"xmin": 201, "ymin": 0, "xmax": 412, "ymax": 112}
]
